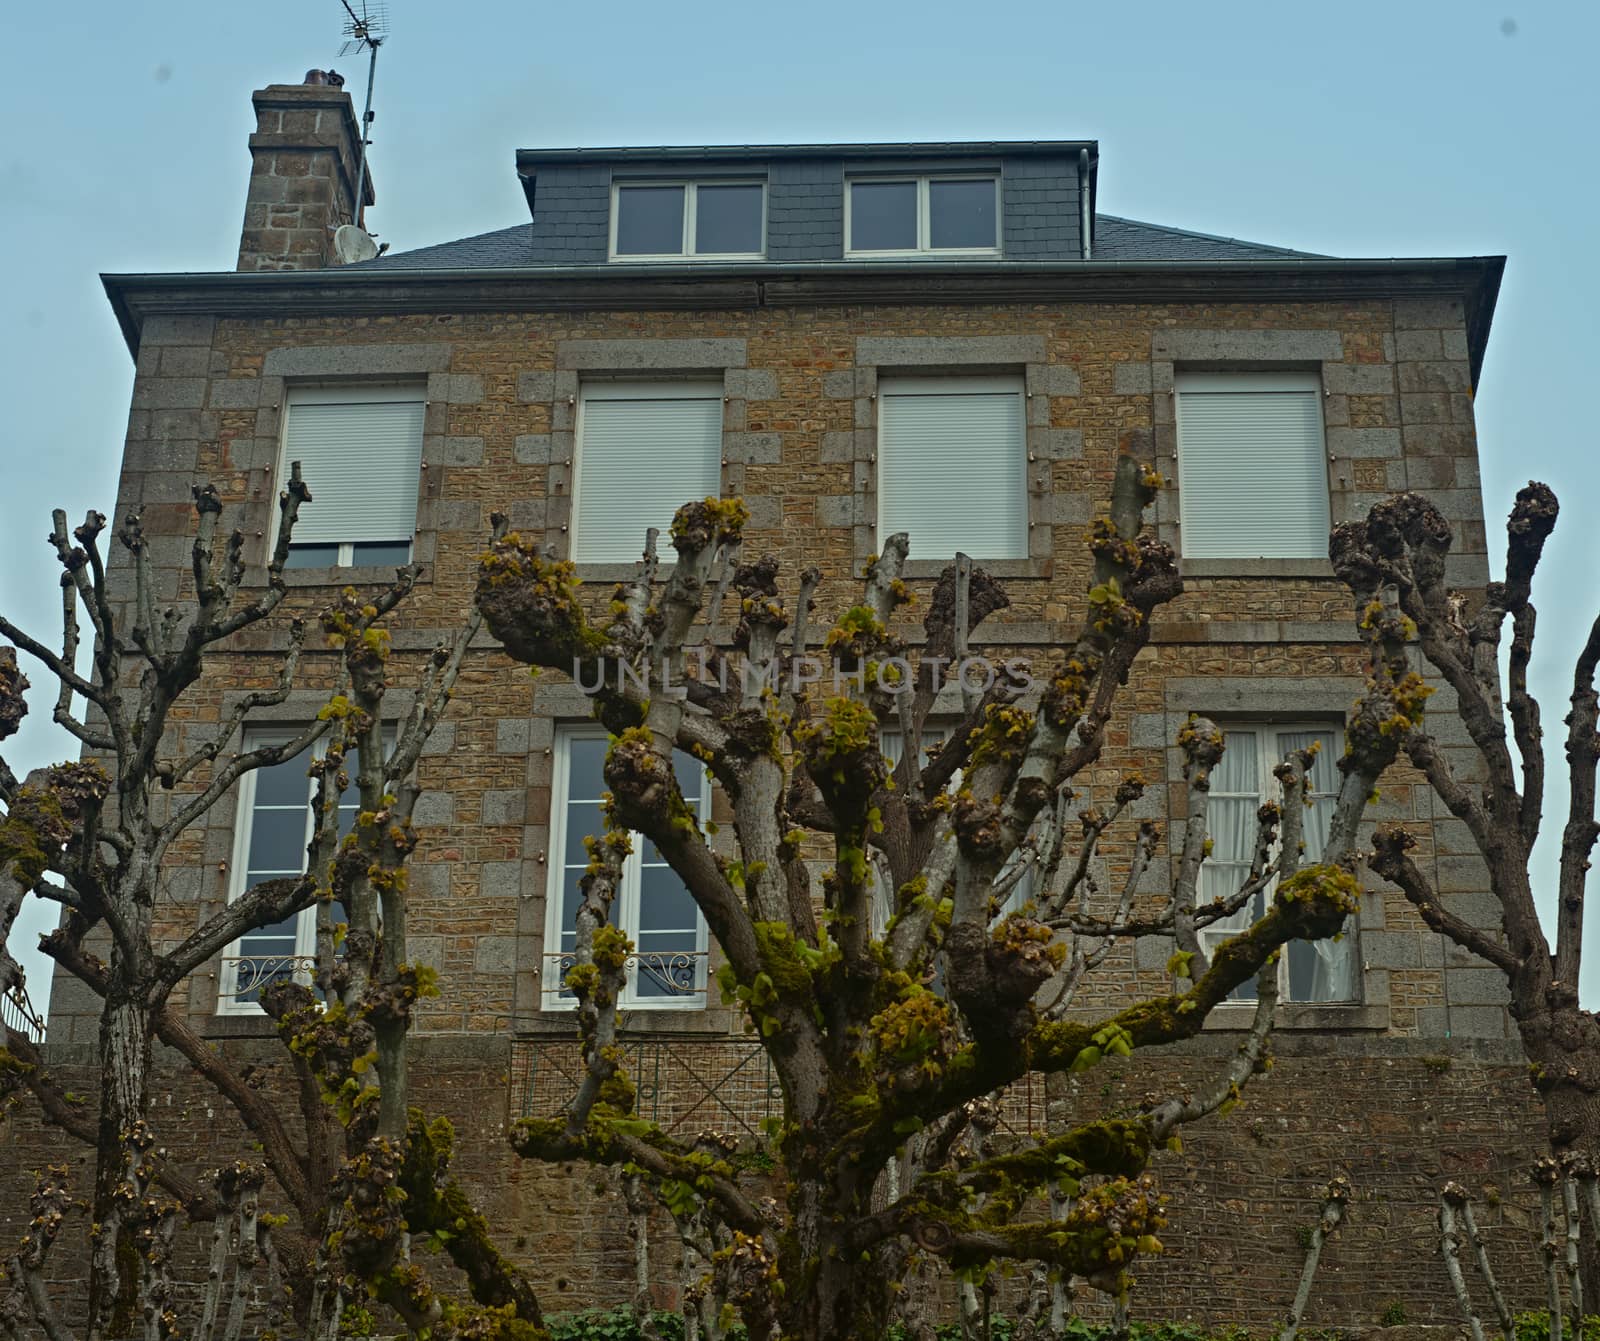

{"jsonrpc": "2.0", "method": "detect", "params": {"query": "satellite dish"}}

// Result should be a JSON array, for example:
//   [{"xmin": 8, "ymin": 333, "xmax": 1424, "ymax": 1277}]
[{"xmin": 333, "ymin": 223, "xmax": 380, "ymax": 264}]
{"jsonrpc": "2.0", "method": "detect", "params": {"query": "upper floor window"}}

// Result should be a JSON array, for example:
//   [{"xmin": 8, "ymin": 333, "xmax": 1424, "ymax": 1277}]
[
  {"xmin": 1196, "ymin": 722, "xmax": 1358, "ymax": 1004},
  {"xmin": 610, "ymin": 182, "xmax": 765, "ymax": 259},
  {"xmin": 877, "ymin": 376, "xmax": 1027, "ymax": 561},
  {"xmin": 846, "ymin": 175, "xmax": 1000, "ymax": 256},
  {"xmin": 1174, "ymin": 372, "xmax": 1331, "ymax": 560},
  {"xmin": 218, "ymin": 727, "xmax": 367, "ymax": 1014},
  {"xmin": 544, "ymin": 729, "xmax": 711, "ymax": 1010},
  {"xmin": 573, "ymin": 381, "xmax": 723, "ymax": 564},
  {"xmin": 278, "ymin": 384, "xmax": 424, "ymax": 569}
]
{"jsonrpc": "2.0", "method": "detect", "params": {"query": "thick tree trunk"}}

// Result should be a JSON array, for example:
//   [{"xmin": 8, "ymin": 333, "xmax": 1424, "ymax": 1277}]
[
  {"xmin": 778, "ymin": 1241, "xmax": 893, "ymax": 1341},
  {"xmin": 88, "ymin": 988, "xmax": 153, "ymax": 1338},
  {"xmin": 779, "ymin": 1166, "xmax": 894, "ymax": 1341},
  {"xmin": 1525, "ymin": 1004, "xmax": 1600, "ymax": 1316}
]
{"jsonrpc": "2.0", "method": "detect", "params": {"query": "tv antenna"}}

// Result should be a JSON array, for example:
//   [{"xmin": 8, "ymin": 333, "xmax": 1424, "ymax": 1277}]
[{"xmin": 336, "ymin": 0, "xmax": 387, "ymax": 229}]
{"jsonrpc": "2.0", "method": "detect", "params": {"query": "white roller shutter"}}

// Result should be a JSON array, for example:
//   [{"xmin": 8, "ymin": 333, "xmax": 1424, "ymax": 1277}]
[
  {"xmin": 1175, "ymin": 373, "xmax": 1330, "ymax": 560},
  {"xmin": 574, "ymin": 383, "xmax": 723, "ymax": 564},
  {"xmin": 280, "ymin": 386, "xmax": 424, "ymax": 546},
  {"xmin": 878, "ymin": 377, "xmax": 1026, "ymax": 561}
]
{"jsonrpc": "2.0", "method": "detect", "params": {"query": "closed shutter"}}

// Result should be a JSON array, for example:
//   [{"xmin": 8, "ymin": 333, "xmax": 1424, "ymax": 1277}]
[
  {"xmin": 878, "ymin": 377, "xmax": 1026, "ymax": 561},
  {"xmin": 280, "ymin": 387, "xmax": 424, "ymax": 546},
  {"xmin": 1175, "ymin": 373, "xmax": 1330, "ymax": 559},
  {"xmin": 574, "ymin": 383, "xmax": 724, "ymax": 564}
]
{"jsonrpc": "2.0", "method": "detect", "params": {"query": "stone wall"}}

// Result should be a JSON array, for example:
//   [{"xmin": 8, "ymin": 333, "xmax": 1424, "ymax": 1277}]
[
  {"xmin": 15, "ymin": 289, "xmax": 1522, "ymax": 1330},
  {"xmin": 55, "ymin": 293, "xmax": 1500, "ymax": 1053},
  {"xmin": 0, "ymin": 1036, "xmax": 1550, "ymax": 1329}
]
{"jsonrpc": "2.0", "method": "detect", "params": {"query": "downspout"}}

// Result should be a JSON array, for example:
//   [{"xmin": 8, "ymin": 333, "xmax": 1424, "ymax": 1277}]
[{"xmin": 1078, "ymin": 148, "xmax": 1092, "ymax": 260}]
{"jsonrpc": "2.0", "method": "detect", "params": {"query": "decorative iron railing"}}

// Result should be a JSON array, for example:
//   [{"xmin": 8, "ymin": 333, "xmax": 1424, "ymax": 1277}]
[
  {"xmin": 513, "ymin": 1035, "xmax": 782, "ymax": 1140},
  {"xmin": 512, "ymin": 1033, "xmax": 1049, "ymax": 1145},
  {"xmin": 216, "ymin": 954, "xmax": 318, "ymax": 1003},
  {"xmin": 2, "ymin": 982, "xmax": 45, "ymax": 1042},
  {"xmin": 542, "ymin": 949, "xmax": 708, "ymax": 1003}
]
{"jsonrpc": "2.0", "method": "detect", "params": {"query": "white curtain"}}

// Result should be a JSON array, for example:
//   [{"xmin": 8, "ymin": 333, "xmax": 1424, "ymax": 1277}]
[{"xmin": 1280, "ymin": 730, "xmax": 1358, "ymax": 1002}]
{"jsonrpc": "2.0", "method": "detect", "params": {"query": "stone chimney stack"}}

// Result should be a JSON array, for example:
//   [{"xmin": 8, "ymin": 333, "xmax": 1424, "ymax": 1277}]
[{"xmin": 237, "ymin": 73, "xmax": 374, "ymax": 271}]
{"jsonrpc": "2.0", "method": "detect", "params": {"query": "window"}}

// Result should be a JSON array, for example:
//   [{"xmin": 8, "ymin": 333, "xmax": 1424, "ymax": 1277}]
[
  {"xmin": 1195, "ymin": 724, "xmax": 1358, "ymax": 1003},
  {"xmin": 218, "ymin": 729, "xmax": 365, "ymax": 1013},
  {"xmin": 878, "ymin": 377, "xmax": 1027, "ymax": 561},
  {"xmin": 278, "ymin": 384, "xmax": 425, "ymax": 569},
  {"xmin": 1174, "ymin": 372, "xmax": 1331, "ymax": 560},
  {"xmin": 846, "ymin": 175, "xmax": 999, "ymax": 256},
  {"xmin": 610, "ymin": 181, "xmax": 765, "ymax": 259},
  {"xmin": 573, "ymin": 382, "xmax": 723, "ymax": 564},
  {"xmin": 544, "ymin": 729, "xmax": 711, "ymax": 1010}
]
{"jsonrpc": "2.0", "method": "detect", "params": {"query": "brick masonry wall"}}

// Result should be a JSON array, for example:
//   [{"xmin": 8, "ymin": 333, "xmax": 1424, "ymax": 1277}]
[{"xmin": 0, "ymin": 1038, "xmax": 1550, "ymax": 1328}]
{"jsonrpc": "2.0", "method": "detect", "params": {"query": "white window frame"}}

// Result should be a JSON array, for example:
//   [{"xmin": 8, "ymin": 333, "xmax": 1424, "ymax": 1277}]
[
  {"xmin": 607, "ymin": 180, "xmax": 767, "ymax": 261},
  {"xmin": 217, "ymin": 728, "xmax": 345, "ymax": 1015},
  {"xmin": 1195, "ymin": 722, "xmax": 1359, "ymax": 1005},
  {"xmin": 543, "ymin": 726, "xmax": 712, "ymax": 1011},
  {"xmin": 876, "ymin": 375, "xmax": 1028, "ymax": 561},
  {"xmin": 845, "ymin": 174, "xmax": 1002, "ymax": 258},
  {"xmin": 273, "ymin": 382, "xmax": 426, "ymax": 568},
  {"xmin": 1173, "ymin": 371, "xmax": 1332, "ymax": 561},
  {"xmin": 571, "ymin": 380, "xmax": 724, "ymax": 565}
]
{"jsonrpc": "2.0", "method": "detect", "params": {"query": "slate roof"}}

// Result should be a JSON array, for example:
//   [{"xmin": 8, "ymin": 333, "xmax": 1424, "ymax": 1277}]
[
  {"xmin": 361, "ymin": 224, "xmax": 536, "ymax": 270},
  {"xmin": 1091, "ymin": 214, "xmax": 1326, "ymax": 262},
  {"xmin": 357, "ymin": 215, "xmax": 1324, "ymax": 271}
]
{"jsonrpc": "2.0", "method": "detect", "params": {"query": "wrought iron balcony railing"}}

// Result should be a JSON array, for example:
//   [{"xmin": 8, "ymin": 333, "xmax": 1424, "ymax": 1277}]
[
  {"xmin": 216, "ymin": 954, "xmax": 319, "ymax": 1004},
  {"xmin": 2, "ymin": 982, "xmax": 44, "ymax": 1042},
  {"xmin": 542, "ymin": 949, "xmax": 708, "ymax": 1005}
]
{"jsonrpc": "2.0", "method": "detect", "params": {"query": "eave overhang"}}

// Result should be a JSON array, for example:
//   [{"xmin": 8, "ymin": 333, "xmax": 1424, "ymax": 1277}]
[{"xmin": 102, "ymin": 254, "xmax": 1506, "ymax": 389}]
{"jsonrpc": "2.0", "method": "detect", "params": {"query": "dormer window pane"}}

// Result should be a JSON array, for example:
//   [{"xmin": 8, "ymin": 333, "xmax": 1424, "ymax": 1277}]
[
  {"xmin": 850, "ymin": 181, "xmax": 918, "ymax": 251},
  {"xmin": 695, "ymin": 184, "xmax": 763, "ymax": 255},
  {"xmin": 929, "ymin": 179, "xmax": 997, "ymax": 249},
  {"xmin": 848, "ymin": 175, "xmax": 1001, "ymax": 256},
  {"xmin": 615, "ymin": 185, "xmax": 685, "ymax": 255}
]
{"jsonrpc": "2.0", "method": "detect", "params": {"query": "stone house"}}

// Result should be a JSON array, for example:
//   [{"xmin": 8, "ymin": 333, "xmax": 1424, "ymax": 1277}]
[{"xmin": 14, "ymin": 72, "xmax": 1546, "ymax": 1323}]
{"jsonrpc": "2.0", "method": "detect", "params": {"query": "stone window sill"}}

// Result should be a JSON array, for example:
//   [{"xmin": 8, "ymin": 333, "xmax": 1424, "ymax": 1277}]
[
  {"xmin": 1202, "ymin": 1002, "xmax": 1389, "ymax": 1031},
  {"xmin": 1181, "ymin": 558, "xmax": 1336, "ymax": 579},
  {"xmin": 857, "ymin": 558, "xmax": 1055, "ymax": 582},
  {"xmin": 575, "ymin": 562, "xmax": 676, "ymax": 584},
  {"xmin": 242, "ymin": 564, "xmax": 432, "ymax": 589},
  {"xmin": 519, "ymin": 1008, "xmax": 739, "ymax": 1037},
  {"xmin": 202, "ymin": 1013, "xmax": 279, "ymax": 1039}
]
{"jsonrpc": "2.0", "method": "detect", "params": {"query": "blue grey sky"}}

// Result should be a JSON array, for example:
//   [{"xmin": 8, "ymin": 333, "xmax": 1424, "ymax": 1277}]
[{"xmin": 3, "ymin": 0, "xmax": 1597, "ymax": 1015}]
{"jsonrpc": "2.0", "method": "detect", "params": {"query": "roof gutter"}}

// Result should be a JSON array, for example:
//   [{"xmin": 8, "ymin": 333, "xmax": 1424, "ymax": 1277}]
[
  {"xmin": 101, "ymin": 254, "xmax": 1506, "ymax": 385},
  {"xmin": 515, "ymin": 139, "xmax": 1098, "ymax": 167}
]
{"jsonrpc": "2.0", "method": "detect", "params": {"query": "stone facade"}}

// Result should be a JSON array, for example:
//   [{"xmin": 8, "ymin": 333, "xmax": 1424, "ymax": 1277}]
[
  {"xmin": 62, "ymin": 294, "xmax": 1504, "ymax": 1038},
  {"xmin": 5, "ymin": 107, "xmax": 1536, "ymax": 1326}
]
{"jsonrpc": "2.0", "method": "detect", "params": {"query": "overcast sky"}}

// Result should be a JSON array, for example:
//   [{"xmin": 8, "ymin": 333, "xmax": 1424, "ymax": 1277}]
[{"xmin": 4, "ymin": 0, "xmax": 1597, "ymax": 1018}]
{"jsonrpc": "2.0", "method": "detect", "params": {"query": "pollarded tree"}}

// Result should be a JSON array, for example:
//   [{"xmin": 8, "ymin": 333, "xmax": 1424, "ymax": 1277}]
[
  {"xmin": 0, "ymin": 482, "xmax": 546, "ymax": 1339},
  {"xmin": 476, "ymin": 455, "xmax": 1414, "ymax": 1341},
  {"xmin": 1331, "ymin": 486, "xmax": 1600, "ymax": 1285}
]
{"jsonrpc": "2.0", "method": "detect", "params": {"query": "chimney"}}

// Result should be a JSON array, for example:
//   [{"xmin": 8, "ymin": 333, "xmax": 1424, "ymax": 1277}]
[{"xmin": 237, "ymin": 73, "xmax": 374, "ymax": 271}]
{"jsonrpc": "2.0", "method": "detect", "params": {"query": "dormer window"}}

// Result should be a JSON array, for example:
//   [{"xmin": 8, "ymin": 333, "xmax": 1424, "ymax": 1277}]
[
  {"xmin": 846, "ymin": 175, "xmax": 1000, "ymax": 256},
  {"xmin": 610, "ymin": 181, "xmax": 765, "ymax": 259}
]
